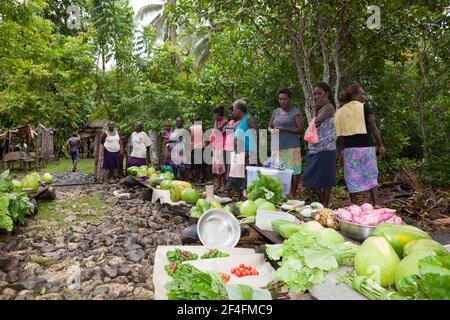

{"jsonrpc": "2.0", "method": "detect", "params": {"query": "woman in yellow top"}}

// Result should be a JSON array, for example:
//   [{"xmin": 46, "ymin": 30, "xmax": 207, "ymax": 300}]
[{"xmin": 335, "ymin": 84, "xmax": 385, "ymax": 206}]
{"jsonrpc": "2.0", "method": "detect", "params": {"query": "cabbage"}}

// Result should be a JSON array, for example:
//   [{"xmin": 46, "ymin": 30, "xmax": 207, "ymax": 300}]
[
  {"xmin": 257, "ymin": 202, "xmax": 277, "ymax": 212},
  {"xmin": 301, "ymin": 221, "xmax": 324, "ymax": 232},
  {"xmin": 319, "ymin": 228, "xmax": 345, "ymax": 245},
  {"xmin": 239, "ymin": 200, "xmax": 257, "ymax": 217},
  {"xmin": 354, "ymin": 236, "xmax": 400, "ymax": 287},
  {"xmin": 254, "ymin": 198, "xmax": 267, "ymax": 207}
]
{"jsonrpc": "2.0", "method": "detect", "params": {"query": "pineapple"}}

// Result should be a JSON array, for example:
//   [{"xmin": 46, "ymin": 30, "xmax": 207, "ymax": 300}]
[{"xmin": 314, "ymin": 208, "xmax": 338, "ymax": 229}]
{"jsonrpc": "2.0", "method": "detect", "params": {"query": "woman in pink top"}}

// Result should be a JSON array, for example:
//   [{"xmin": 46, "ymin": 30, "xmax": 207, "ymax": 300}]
[
  {"xmin": 210, "ymin": 105, "xmax": 228, "ymax": 193},
  {"xmin": 223, "ymin": 106, "xmax": 240, "ymax": 182}
]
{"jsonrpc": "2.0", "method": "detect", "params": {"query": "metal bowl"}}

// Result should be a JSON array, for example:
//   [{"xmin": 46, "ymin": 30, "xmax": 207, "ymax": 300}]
[
  {"xmin": 336, "ymin": 218, "xmax": 375, "ymax": 242},
  {"xmin": 197, "ymin": 208, "xmax": 241, "ymax": 249}
]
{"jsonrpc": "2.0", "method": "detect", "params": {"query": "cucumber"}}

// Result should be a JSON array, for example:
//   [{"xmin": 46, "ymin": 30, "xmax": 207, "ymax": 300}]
[{"xmin": 372, "ymin": 223, "xmax": 431, "ymax": 257}]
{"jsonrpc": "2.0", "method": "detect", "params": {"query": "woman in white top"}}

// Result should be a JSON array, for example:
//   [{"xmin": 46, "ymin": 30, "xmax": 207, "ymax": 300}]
[
  {"xmin": 101, "ymin": 121, "xmax": 124, "ymax": 179},
  {"xmin": 126, "ymin": 122, "xmax": 151, "ymax": 168}
]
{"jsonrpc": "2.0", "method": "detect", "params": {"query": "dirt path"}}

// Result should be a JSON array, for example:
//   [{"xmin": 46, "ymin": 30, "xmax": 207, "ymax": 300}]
[{"xmin": 0, "ymin": 173, "xmax": 189, "ymax": 300}]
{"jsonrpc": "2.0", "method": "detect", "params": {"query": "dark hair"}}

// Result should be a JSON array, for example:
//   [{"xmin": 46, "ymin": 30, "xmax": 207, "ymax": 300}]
[
  {"xmin": 277, "ymin": 87, "xmax": 292, "ymax": 99},
  {"xmin": 193, "ymin": 116, "xmax": 201, "ymax": 122},
  {"xmin": 338, "ymin": 84, "xmax": 361, "ymax": 104},
  {"xmin": 233, "ymin": 99, "xmax": 247, "ymax": 113},
  {"xmin": 314, "ymin": 82, "xmax": 331, "ymax": 94},
  {"xmin": 72, "ymin": 132, "xmax": 78, "ymax": 137},
  {"xmin": 213, "ymin": 104, "xmax": 225, "ymax": 116}
]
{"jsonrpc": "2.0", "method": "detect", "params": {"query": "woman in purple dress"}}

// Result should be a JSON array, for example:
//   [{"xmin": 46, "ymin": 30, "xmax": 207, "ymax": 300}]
[{"xmin": 101, "ymin": 121, "xmax": 124, "ymax": 180}]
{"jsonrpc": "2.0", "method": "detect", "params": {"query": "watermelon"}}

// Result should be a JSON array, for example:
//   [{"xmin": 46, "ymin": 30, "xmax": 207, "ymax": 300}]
[
  {"xmin": 182, "ymin": 188, "xmax": 200, "ymax": 204},
  {"xmin": 210, "ymin": 200, "xmax": 222, "ymax": 209},
  {"xmin": 127, "ymin": 166, "xmax": 139, "ymax": 176},
  {"xmin": 22, "ymin": 175, "xmax": 39, "ymax": 191},
  {"xmin": 196, "ymin": 199, "xmax": 211, "ymax": 214},
  {"xmin": 41, "ymin": 173, "xmax": 54, "ymax": 185},
  {"xmin": 159, "ymin": 180, "xmax": 172, "ymax": 190}
]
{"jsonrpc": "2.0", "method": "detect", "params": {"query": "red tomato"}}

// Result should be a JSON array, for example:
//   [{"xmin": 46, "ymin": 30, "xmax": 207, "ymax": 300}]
[
  {"xmin": 239, "ymin": 264, "xmax": 245, "ymax": 268},
  {"xmin": 231, "ymin": 268, "xmax": 236, "ymax": 273}
]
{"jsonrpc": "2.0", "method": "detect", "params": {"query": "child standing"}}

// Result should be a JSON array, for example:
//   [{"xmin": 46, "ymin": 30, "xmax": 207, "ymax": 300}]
[{"xmin": 226, "ymin": 147, "xmax": 246, "ymax": 201}]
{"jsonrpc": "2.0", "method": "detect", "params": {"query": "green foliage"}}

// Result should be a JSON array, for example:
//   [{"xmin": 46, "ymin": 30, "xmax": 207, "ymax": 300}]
[{"xmin": 0, "ymin": 170, "xmax": 34, "ymax": 232}]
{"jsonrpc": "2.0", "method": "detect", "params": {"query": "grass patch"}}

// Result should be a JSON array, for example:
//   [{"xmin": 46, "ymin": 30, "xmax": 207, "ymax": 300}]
[
  {"xmin": 42, "ymin": 158, "xmax": 95, "ymax": 174},
  {"xmin": 36, "ymin": 195, "xmax": 108, "ymax": 225}
]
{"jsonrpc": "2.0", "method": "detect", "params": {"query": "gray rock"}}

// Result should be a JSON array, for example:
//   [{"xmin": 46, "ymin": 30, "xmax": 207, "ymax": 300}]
[
  {"xmin": 11, "ymin": 278, "xmax": 46, "ymax": 292},
  {"xmin": 0, "ymin": 257, "xmax": 13, "ymax": 270},
  {"xmin": 0, "ymin": 288, "xmax": 17, "ymax": 300},
  {"xmin": 148, "ymin": 222, "xmax": 162, "ymax": 230},
  {"xmin": 92, "ymin": 285, "xmax": 110, "ymax": 295},
  {"xmin": 102, "ymin": 265, "xmax": 118, "ymax": 278},
  {"xmin": 0, "ymin": 280, "xmax": 8, "ymax": 292},
  {"xmin": 141, "ymin": 264, "xmax": 153, "ymax": 277},
  {"xmin": 118, "ymin": 266, "xmax": 131, "ymax": 276},
  {"xmin": 123, "ymin": 239, "xmax": 134, "ymax": 250},
  {"xmin": 71, "ymin": 226, "xmax": 87, "ymax": 233},
  {"xmin": 108, "ymin": 256, "xmax": 126, "ymax": 267},
  {"xmin": 130, "ymin": 244, "xmax": 143, "ymax": 250},
  {"xmin": 6, "ymin": 270, "xmax": 19, "ymax": 283},
  {"xmin": 2, "ymin": 259, "xmax": 18, "ymax": 272},
  {"xmin": 133, "ymin": 287, "xmax": 154, "ymax": 300},
  {"xmin": 127, "ymin": 249, "xmax": 145, "ymax": 263},
  {"xmin": 15, "ymin": 290, "xmax": 34, "ymax": 300},
  {"xmin": 2, "ymin": 240, "xmax": 18, "ymax": 252},
  {"xmin": 111, "ymin": 247, "xmax": 124, "ymax": 256},
  {"xmin": 110, "ymin": 276, "xmax": 129, "ymax": 285}
]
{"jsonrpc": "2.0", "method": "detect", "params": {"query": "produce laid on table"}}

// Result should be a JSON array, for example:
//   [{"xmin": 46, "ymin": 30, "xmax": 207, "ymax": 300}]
[
  {"xmin": 126, "ymin": 165, "xmax": 175, "ymax": 188},
  {"xmin": 336, "ymin": 203, "xmax": 403, "ymax": 226},
  {"xmin": 0, "ymin": 170, "xmax": 35, "ymax": 232},
  {"xmin": 344, "ymin": 222, "xmax": 449, "ymax": 300},
  {"xmin": 161, "ymin": 248, "xmax": 272, "ymax": 300},
  {"xmin": 231, "ymin": 264, "xmax": 260, "ymax": 277},
  {"xmin": 188, "ymin": 199, "xmax": 233, "ymax": 219},
  {"xmin": 266, "ymin": 225, "xmax": 360, "ymax": 293},
  {"xmin": 201, "ymin": 249, "xmax": 230, "ymax": 259}
]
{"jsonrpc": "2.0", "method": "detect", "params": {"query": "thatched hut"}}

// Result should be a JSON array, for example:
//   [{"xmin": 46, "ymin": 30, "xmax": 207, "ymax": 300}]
[{"xmin": 0, "ymin": 123, "xmax": 54, "ymax": 170}]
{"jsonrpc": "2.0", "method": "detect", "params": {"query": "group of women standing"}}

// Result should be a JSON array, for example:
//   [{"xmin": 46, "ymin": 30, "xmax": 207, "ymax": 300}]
[
  {"xmin": 97, "ymin": 82, "xmax": 385, "ymax": 207},
  {"xmin": 299, "ymin": 83, "xmax": 384, "ymax": 207}
]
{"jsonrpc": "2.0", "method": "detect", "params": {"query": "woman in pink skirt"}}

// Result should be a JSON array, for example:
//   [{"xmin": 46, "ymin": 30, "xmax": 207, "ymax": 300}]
[{"xmin": 210, "ymin": 105, "xmax": 228, "ymax": 193}]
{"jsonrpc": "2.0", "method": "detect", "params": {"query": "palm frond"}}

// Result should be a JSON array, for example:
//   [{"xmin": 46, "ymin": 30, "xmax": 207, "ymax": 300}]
[
  {"xmin": 192, "ymin": 36, "xmax": 210, "ymax": 58},
  {"xmin": 135, "ymin": 3, "xmax": 164, "ymax": 21}
]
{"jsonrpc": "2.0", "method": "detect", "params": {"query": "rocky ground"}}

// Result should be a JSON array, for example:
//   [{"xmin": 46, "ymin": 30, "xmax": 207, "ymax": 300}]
[{"xmin": 0, "ymin": 172, "xmax": 190, "ymax": 300}]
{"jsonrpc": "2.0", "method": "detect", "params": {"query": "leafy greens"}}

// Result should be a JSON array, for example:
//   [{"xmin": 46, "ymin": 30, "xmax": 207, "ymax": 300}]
[
  {"xmin": 266, "ymin": 231, "xmax": 359, "ymax": 293},
  {"xmin": 247, "ymin": 170, "xmax": 284, "ymax": 205}
]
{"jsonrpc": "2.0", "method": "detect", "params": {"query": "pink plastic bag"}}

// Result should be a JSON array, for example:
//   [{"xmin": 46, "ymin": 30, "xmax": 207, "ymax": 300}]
[{"xmin": 304, "ymin": 117, "xmax": 319, "ymax": 144}]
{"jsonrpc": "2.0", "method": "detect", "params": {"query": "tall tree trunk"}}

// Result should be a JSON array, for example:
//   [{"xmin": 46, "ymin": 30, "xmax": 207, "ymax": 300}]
[
  {"xmin": 168, "ymin": 0, "xmax": 179, "ymax": 67},
  {"xmin": 317, "ymin": 13, "xmax": 330, "ymax": 84},
  {"xmin": 418, "ymin": 43, "xmax": 428, "ymax": 160}
]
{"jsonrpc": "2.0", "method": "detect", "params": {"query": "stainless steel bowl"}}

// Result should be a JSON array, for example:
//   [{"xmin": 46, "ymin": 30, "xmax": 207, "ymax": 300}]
[
  {"xmin": 336, "ymin": 218, "xmax": 375, "ymax": 242},
  {"xmin": 197, "ymin": 208, "xmax": 241, "ymax": 248}
]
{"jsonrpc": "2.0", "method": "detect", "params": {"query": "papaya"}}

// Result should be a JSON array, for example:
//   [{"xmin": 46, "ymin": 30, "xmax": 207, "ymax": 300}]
[
  {"xmin": 403, "ymin": 239, "xmax": 449, "ymax": 257},
  {"xmin": 372, "ymin": 223, "xmax": 431, "ymax": 257}
]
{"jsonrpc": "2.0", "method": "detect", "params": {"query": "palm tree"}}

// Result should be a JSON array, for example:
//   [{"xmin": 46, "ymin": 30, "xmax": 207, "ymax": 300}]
[
  {"xmin": 136, "ymin": 0, "xmax": 211, "ymax": 69},
  {"xmin": 135, "ymin": 0, "xmax": 176, "ymax": 46}
]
